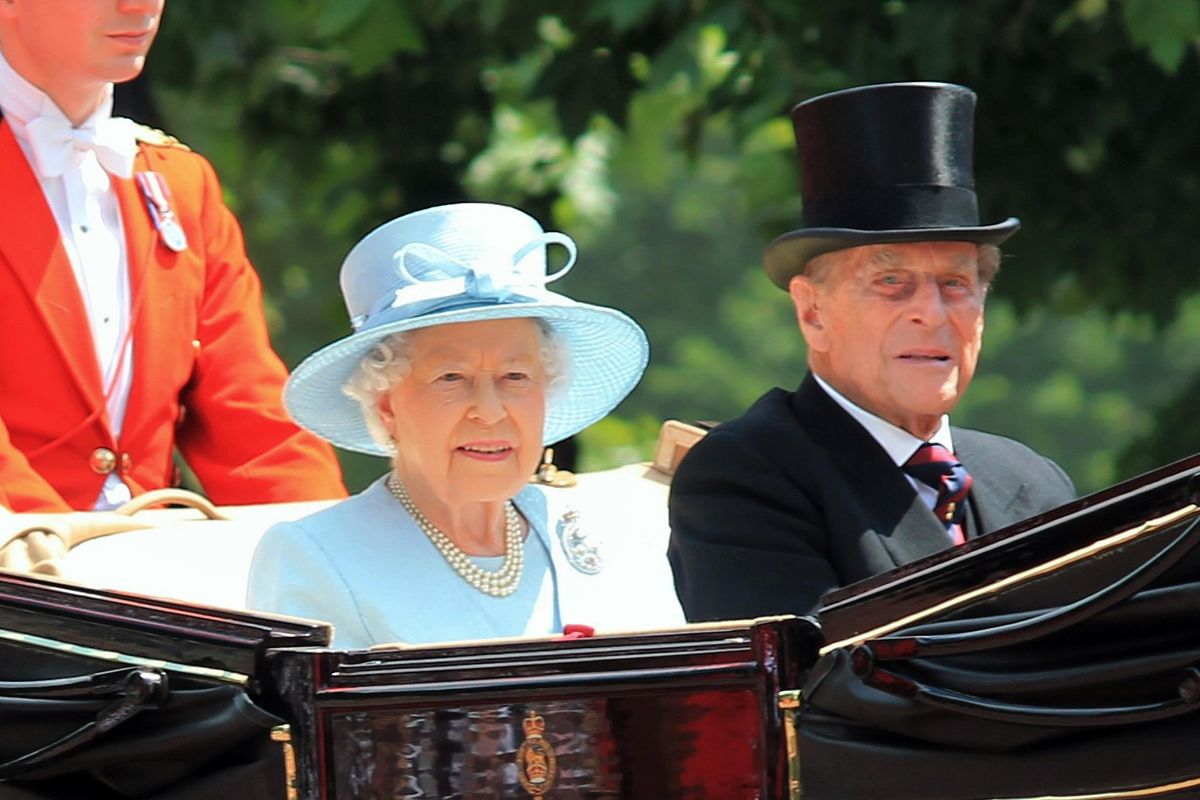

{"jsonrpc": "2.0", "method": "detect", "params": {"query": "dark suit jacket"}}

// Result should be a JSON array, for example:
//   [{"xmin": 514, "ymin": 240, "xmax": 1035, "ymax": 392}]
[{"xmin": 667, "ymin": 374, "xmax": 1077, "ymax": 622}]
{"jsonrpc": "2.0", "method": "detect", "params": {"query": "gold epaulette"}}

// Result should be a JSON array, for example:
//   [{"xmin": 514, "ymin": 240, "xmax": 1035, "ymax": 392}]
[{"xmin": 131, "ymin": 122, "xmax": 190, "ymax": 151}]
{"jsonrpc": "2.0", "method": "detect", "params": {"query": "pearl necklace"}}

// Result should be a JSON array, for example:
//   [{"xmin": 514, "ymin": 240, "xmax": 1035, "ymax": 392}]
[{"xmin": 385, "ymin": 474, "xmax": 524, "ymax": 597}]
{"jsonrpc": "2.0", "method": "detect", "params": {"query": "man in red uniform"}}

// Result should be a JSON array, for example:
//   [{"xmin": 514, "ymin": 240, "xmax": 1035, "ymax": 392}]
[{"xmin": 0, "ymin": 0, "xmax": 346, "ymax": 511}]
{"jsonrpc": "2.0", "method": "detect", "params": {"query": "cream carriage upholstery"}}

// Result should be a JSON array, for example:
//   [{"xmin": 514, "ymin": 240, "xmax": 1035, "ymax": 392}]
[{"xmin": 0, "ymin": 421, "xmax": 706, "ymax": 610}]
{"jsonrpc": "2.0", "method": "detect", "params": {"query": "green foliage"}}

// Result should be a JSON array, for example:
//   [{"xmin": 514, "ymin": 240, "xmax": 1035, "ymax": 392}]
[
  {"xmin": 1120, "ymin": 0, "xmax": 1200, "ymax": 72},
  {"xmin": 955, "ymin": 298, "xmax": 1200, "ymax": 491},
  {"xmin": 142, "ymin": 0, "xmax": 1200, "ymax": 494},
  {"xmin": 577, "ymin": 414, "xmax": 664, "ymax": 471}
]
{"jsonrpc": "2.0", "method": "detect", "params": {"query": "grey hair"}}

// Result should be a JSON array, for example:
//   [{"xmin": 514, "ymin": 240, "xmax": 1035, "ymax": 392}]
[
  {"xmin": 342, "ymin": 318, "xmax": 569, "ymax": 450},
  {"xmin": 804, "ymin": 243, "xmax": 1002, "ymax": 287}
]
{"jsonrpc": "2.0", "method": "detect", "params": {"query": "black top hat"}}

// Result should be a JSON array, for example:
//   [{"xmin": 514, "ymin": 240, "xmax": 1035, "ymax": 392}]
[{"xmin": 762, "ymin": 82, "xmax": 1019, "ymax": 288}]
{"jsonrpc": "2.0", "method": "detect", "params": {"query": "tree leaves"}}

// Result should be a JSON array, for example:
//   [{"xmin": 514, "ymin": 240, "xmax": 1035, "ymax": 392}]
[
  {"xmin": 138, "ymin": 0, "xmax": 1200, "ymax": 490},
  {"xmin": 1121, "ymin": 0, "xmax": 1200, "ymax": 72},
  {"xmin": 313, "ymin": 0, "xmax": 375, "ymax": 38},
  {"xmin": 321, "ymin": 0, "xmax": 425, "ymax": 75}
]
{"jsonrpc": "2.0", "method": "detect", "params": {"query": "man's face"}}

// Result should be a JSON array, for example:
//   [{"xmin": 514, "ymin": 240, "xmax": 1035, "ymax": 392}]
[
  {"xmin": 790, "ymin": 241, "xmax": 987, "ymax": 439},
  {"xmin": 0, "ymin": 0, "xmax": 164, "ymax": 102}
]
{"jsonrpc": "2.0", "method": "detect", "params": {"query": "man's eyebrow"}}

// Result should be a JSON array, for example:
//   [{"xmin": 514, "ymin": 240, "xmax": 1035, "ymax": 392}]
[
  {"xmin": 948, "ymin": 252, "xmax": 978, "ymax": 270},
  {"xmin": 865, "ymin": 248, "xmax": 978, "ymax": 270},
  {"xmin": 865, "ymin": 248, "xmax": 903, "ymax": 268}
]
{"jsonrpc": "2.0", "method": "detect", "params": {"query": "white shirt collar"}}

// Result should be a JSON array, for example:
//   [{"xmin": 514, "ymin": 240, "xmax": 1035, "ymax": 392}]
[
  {"xmin": 813, "ymin": 373, "xmax": 955, "ymax": 466},
  {"xmin": 0, "ymin": 46, "xmax": 116, "ymax": 135}
]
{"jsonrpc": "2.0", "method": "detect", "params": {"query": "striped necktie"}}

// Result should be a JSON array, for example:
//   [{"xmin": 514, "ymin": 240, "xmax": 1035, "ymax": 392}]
[{"xmin": 903, "ymin": 443, "xmax": 972, "ymax": 545}]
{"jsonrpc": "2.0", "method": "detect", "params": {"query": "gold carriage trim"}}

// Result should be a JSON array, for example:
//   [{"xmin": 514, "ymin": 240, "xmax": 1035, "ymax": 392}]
[
  {"xmin": 271, "ymin": 725, "xmax": 299, "ymax": 800},
  {"xmin": 994, "ymin": 773, "xmax": 1200, "ymax": 799},
  {"xmin": 821, "ymin": 504, "xmax": 1200, "ymax": 655},
  {"xmin": 0, "ymin": 627, "xmax": 248, "ymax": 685},
  {"xmin": 778, "ymin": 690, "xmax": 803, "ymax": 800}
]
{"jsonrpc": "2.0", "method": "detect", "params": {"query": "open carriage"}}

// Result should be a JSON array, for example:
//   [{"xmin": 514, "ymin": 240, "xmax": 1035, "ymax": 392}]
[{"xmin": 1, "ymin": 432, "xmax": 1198, "ymax": 799}]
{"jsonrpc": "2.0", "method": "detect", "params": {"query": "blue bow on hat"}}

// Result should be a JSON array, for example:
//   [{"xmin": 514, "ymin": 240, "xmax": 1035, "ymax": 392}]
[{"xmin": 350, "ymin": 233, "xmax": 577, "ymax": 331}]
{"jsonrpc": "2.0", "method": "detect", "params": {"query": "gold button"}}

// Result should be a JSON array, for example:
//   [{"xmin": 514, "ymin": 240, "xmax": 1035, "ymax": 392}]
[{"xmin": 89, "ymin": 447, "xmax": 117, "ymax": 474}]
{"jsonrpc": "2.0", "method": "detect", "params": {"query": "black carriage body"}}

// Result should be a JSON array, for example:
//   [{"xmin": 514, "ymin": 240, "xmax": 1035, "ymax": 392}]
[
  {"xmin": 263, "ymin": 619, "xmax": 819, "ymax": 799},
  {"xmin": 1, "ymin": 454, "xmax": 1199, "ymax": 799},
  {"xmin": 802, "ymin": 454, "xmax": 1200, "ymax": 799},
  {"xmin": 0, "ymin": 572, "xmax": 329, "ymax": 799}
]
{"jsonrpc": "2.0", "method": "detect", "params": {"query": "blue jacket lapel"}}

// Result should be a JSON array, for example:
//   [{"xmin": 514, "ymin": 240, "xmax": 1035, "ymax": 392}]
[{"xmin": 515, "ymin": 487, "xmax": 604, "ymax": 627}]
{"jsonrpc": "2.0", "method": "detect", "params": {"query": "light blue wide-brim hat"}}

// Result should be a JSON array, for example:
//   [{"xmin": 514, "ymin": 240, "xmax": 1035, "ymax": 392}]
[{"xmin": 284, "ymin": 203, "xmax": 650, "ymax": 456}]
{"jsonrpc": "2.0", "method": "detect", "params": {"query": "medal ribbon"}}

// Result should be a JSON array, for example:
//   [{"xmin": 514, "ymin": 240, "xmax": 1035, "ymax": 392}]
[{"xmin": 134, "ymin": 171, "xmax": 188, "ymax": 252}]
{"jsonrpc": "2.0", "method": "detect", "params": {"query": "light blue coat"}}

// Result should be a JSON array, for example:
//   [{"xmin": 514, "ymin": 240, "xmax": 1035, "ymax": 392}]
[{"xmin": 247, "ymin": 477, "xmax": 685, "ymax": 648}]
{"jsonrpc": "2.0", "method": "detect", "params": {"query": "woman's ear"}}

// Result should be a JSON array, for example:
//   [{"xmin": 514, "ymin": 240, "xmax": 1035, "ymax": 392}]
[
  {"xmin": 375, "ymin": 390, "xmax": 396, "ymax": 437},
  {"xmin": 789, "ymin": 274, "xmax": 830, "ymax": 353}
]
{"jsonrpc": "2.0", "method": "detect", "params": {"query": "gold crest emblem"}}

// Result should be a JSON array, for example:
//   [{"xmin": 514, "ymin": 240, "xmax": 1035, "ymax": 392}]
[{"xmin": 516, "ymin": 710, "xmax": 557, "ymax": 796}]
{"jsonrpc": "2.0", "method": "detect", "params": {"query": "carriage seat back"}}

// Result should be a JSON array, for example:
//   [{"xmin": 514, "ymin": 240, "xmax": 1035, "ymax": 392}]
[{"xmin": 0, "ymin": 421, "xmax": 709, "ymax": 611}]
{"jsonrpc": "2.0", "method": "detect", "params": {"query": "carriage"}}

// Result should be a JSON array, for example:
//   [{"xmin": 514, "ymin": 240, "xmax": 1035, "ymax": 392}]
[{"xmin": 1, "ymin": 430, "xmax": 1198, "ymax": 799}]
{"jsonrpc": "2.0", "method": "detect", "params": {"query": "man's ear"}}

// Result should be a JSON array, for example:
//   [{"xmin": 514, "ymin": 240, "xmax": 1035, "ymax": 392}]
[{"xmin": 789, "ymin": 274, "xmax": 830, "ymax": 352}]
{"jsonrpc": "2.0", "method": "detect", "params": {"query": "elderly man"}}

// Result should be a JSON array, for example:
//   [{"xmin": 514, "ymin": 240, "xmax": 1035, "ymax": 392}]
[
  {"xmin": 0, "ymin": 0, "xmax": 346, "ymax": 511},
  {"xmin": 668, "ymin": 82, "xmax": 1076, "ymax": 622}
]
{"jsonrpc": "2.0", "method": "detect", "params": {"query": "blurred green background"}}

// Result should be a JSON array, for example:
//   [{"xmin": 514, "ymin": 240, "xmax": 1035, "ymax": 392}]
[{"xmin": 131, "ymin": 0, "xmax": 1200, "ymax": 494}]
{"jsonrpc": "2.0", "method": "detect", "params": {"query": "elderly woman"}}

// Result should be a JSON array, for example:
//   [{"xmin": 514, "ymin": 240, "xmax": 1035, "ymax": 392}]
[{"xmin": 247, "ymin": 203, "xmax": 684, "ymax": 647}]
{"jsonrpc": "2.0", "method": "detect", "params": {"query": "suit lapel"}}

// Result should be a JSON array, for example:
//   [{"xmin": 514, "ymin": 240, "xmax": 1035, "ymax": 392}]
[
  {"xmin": 955, "ymin": 431, "xmax": 1028, "ymax": 537},
  {"xmin": 791, "ymin": 375, "xmax": 956, "ymax": 568},
  {"xmin": 114, "ymin": 149, "xmax": 158, "ymax": 318},
  {"xmin": 884, "ymin": 496, "xmax": 961, "ymax": 562},
  {"xmin": 0, "ymin": 120, "xmax": 105, "ymax": 411},
  {"xmin": 113, "ymin": 146, "xmax": 164, "ymax": 430}
]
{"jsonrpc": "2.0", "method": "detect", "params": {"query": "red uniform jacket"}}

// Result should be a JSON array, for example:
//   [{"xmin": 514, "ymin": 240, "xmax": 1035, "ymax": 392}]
[{"xmin": 0, "ymin": 120, "xmax": 347, "ymax": 511}]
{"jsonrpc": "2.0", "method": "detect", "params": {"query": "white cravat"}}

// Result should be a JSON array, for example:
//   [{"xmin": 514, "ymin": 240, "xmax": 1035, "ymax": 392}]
[
  {"xmin": 25, "ymin": 110, "xmax": 136, "ymax": 180},
  {"xmin": 0, "ymin": 50, "xmax": 135, "ymax": 510}
]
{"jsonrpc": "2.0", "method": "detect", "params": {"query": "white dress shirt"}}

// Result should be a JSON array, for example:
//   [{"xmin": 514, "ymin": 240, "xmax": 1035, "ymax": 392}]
[
  {"xmin": 813, "ymin": 374, "xmax": 955, "ymax": 517},
  {"xmin": 0, "ymin": 49, "xmax": 135, "ymax": 509}
]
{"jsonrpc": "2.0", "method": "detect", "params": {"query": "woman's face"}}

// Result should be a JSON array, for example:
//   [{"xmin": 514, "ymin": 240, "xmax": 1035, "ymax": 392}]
[{"xmin": 377, "ymin": 318, "xmax": 548, "ymax": 510}]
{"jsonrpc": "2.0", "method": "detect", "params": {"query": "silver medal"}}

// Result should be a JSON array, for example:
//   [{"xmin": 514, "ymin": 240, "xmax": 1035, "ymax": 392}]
[{"xmin": 160, "ymin": 217, "xmax": 188, "ymax": 253}]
